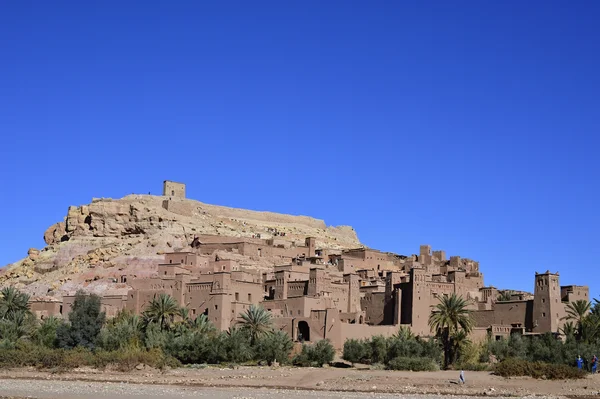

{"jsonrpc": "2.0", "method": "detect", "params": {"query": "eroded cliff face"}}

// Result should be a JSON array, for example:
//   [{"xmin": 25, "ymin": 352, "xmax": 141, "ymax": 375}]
[{"xmin": 1, "ymin": 195, "xmax": 360, "ymax": 298}]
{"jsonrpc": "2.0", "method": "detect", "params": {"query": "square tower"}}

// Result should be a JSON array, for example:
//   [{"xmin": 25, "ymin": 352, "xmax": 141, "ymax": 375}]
[
  {"xmin": 163, "ymin": 180, "xmax": 186, "ymax": 198},
  {"xmin": 532, "ymin": 271, "xmax": 561, "ymax": 334}
]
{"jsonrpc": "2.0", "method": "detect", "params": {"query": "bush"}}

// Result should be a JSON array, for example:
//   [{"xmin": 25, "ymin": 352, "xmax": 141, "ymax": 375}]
[
  {"xmin": 96, "ymin": 319, "xmax": 143, "ymax": 351},
  {"xmin": 293, "ymin": 340, "xmax": 335, "ymax": 367},
  {"xmin": 255, "ymin": 330, "xmax": 293, "ymax": 365},
  {"xmin": 387, "ymin": 356, "xmax": 439, "ymax": 371},
  {"xmin": 494, "ymin": 358, "xmax": 586, "ymax": 380},
  {"xmin": 342, "ymin": 339, "xmax": 369, "ymax": 364}
]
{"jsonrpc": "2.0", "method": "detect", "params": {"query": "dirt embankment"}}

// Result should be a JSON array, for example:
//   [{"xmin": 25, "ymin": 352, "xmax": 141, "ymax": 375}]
[{"xmin": 0, "ymin": 366, "xmax": 598, "ymax": 398}]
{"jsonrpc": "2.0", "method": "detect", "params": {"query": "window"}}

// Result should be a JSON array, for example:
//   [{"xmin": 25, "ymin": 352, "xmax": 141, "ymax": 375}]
[
  {"xmin": 171, "ymin": 190, "xmax": 175, "ymax": 196},
  {"xmin": 235, "ymin": 292, "xmax": 239, "ymax": 301},
  {"xmin": 215, "ymin": 304, "xmax": 218, "ymax": 310},
  {"xmin": 59, "ymin": 305, "xmax": 63, "ymax": 315},
  {"xmin": 542, "ymin": 298, "xmax": 545, "ymax": 303},
  {"xmin": 298, "ymin": 310, "xmax": 301, "ymax": 315},
  {"xmin": 192, "ymin": 309, "xmax": 196, "ymax": 315},
  {"xmin": 542, "ymin": 312, "xmax": 546, "ymax": 317},
  {"xmin": 248, "ymin": 293, "xmax": 252, "ymax": 302}
]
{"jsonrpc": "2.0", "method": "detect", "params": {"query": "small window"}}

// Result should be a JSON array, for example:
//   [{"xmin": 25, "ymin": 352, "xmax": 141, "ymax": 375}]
[
  {"xmin": 542, "ymin": 298, "xmax": 545, "ymax": 303},
  {"xmin": 235, "ymin": 292, "xmax": 239, "ymax": 301},
  {"xmin": 248, "ymin": 293, "xmax": 252, "ymax": 302},
  {"xmin": 215, "ymin": 304, "xmax": 218, "ymax": 310},
  {"xmin": 192, "ymin": 309, "xmax": 196, "ymax": 315},
  {"xmin": 171, "ymin": 190, "xmax": 175, "ymax": 196},
  {"xmin": 542, "ymin": 312, "xmax": 546, "ymax": 317},
  {"xmin": 298, "ymin": 310, "xmax": 301, "ymax": 315},
  {"xmin": 59, "ymin": 305, "xmax": 63, "ymax": 315}
]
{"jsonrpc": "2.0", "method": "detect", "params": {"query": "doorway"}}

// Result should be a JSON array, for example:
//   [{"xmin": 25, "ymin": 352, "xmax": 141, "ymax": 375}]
[{"xmin": 298, "ymin": 321, "xmax": 310, "ymax": 342}]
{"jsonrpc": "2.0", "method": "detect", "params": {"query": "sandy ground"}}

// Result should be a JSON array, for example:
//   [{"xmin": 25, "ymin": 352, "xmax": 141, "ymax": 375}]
[
  {"xmin": 0, "ymin": 379, "xmax": 537, "ymax": 399},
  {"xmin": 0, "ymin": 366, "xmax": 598, "ymax": 398}
]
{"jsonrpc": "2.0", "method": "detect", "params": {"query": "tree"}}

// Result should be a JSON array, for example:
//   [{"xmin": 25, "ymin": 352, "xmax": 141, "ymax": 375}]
[
  {"xmin": 563, "ymin": 300, "xmax": 591, "ymax": 340},
  {"xmin": 255, "ymin": 330, "xmax": 294, "ymax": 365},
  {"xmin": 33, "ymin": 316, "xmax": 64, "ymax": 348},
  {"xmin": 450, "ymin": 329, "xmax": 471, "ymax": 364},
  {"xmin": 56, "ymin": 291, "xmax": 106, "ymax": 349},
  {"xmin": 238, "ymin": 305, "xmax": 273, "ymax": 345},
  {"xmin": 142, "ymin": 294, "xmax": 180, "ymax": 331},
  {"xmin": 560, "ymin": 321, "xmax": 576, "ymax": 339},
  {"xmin": 0, "ymin": 310, "xmax": 35, "ymax": 342},
  {"xmin": 0, "ymin": 287, "xmax": 31, "ymax": 319},
  {"xmin": 190, "ymin": 314, "xmax": 216, "ymax": 336},
  {"xmin": 428, "ymin": 293, "xmax": 473, "ymax": 368},
  {"xmin": 497, "ymin": 290, "xmax": 513, "ymax": 302}
]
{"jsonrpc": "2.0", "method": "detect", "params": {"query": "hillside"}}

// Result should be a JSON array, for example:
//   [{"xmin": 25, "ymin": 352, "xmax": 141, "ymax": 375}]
[{"xmin": 0, "ymin": 194, "xmax": 361, "ymax": 298}]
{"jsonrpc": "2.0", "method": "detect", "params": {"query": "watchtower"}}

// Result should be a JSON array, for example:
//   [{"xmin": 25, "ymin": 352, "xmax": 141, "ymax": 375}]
[
  {"xmin": 163, "ymin": 180, "xmax": 186, "ymax": 198},
  {"xmin": 532, "ymin": 271, "xmax": 561, "ymax": 333}
]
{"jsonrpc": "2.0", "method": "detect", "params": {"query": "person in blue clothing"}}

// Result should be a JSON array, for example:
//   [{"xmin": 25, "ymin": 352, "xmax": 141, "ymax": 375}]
[
  {"xmin": 577, "ymin": 355, "xmax": 584, "ymax": 370},
  {"xmin": 459, "ymin": 370, "xmax": 465, "ymax": 384},
  {"xmin": 592, "ymin": 355, "xmax": 597, "ymax": 374}
]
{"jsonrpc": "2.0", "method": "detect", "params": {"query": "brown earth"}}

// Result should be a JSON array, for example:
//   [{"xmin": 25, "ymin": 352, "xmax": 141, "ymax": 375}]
[
  {"xmin": 0, "ymin": 366, "xmax": 598, "ymax": 398},
  {"xmin": 0, "ymin": 194, "xmax": 360, "ymax": 299}
]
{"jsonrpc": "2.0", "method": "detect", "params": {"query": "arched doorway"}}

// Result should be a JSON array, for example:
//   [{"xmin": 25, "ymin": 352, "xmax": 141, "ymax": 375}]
[{"xmin": 297, "ymin": 321, "xmax": 310, "ymax": 342}]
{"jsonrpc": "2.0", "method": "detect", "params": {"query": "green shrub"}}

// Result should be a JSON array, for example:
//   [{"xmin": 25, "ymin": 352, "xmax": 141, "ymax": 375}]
[
  {"xmin": 387, "ymin": 356, "xmax": 439, "ymax": 371},
  {"xmin": 494, "ymin": 358, "xmax": 586, "ymax": 380},
  {"xmin": 32, "ymin": 317, "xmax": 64, "ymax": 349},
  {"xmin": 342, "ymin": 339, "xmax": 369, "ymax": 364},
  {"xmin": 254, "ymin": 330, "xmax": 293, "ymax": 365},
  {"xmin": 370, "ymin": 335, "xmax": 388, "ymax": 364},
  {"xmin": 293, "ymin": 339, "xmax": 335, "ymax": 367}
]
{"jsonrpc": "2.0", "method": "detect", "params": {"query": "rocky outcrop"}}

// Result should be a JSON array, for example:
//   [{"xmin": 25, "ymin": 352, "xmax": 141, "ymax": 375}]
[{"xmin": 2, "ymin": 194, "xmax": 361, "ymax": 299}]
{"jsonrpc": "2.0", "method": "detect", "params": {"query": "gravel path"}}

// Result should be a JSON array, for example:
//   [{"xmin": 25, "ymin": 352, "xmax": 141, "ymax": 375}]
[{"xmin": 0, "ymin": 379, "xmax": 523, "ymax": 399}]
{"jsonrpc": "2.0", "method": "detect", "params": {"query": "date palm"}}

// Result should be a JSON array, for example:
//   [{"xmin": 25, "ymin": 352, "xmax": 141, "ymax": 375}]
[
  {"xmin": 563, "ymin": 300, "xmax": 591, "ymax": 340},
  {"xmin": 238, "ymin": 305, "xmax": 272, "ymax": 345},
  {"xmin": 0, "ymin": 287, "xmax": 31, "ymax": 319},
  {"xmin": 560, "ymin": 321, "xmax": 576, "ymax": 339},
  {"xmin": 429, "ymin": 293, "xmax": 473, "ymax": 368},
  {"xmin": 190, "ymin": 314, "xmax": 217, "ymax": 336},
  {"xmin": 142, "ymin": 294, "xmax": 180, "ymax": 331}
]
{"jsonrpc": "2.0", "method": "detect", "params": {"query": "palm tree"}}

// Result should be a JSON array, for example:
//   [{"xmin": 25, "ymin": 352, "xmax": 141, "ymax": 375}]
[
  {"xmin": 563, "ymin": 300, "xmax": 591, "ymax": 340},
  {"xmin": 142, "ymin": 294, "xmax": 180, "ymax": 331},
  {"xmin": 0, "ymin": 310, "xmax": 34, "ymax": 341},
  {"xmin": 428, "ymin": 293, "xmax": 473, "ymax": 368},
  {"xmin": 497, "ymin": 290, "xmax": 513, "ymax": 302},
  {"xmin": 238, "ymin": 305, "xmax": 273, "ymax": 345},
  {"xmin": 560, "ymin": 321, "xmax": 576, "ymax": 339},
  {"xmin": 394, "ymin": 325, "xmax": 414, "ymax": 341},
  {"xmin": 190, "ymin": 314, "xmax": 216, "ymax": 336},
  {"xmin": 178, "ymin": 307, "xmax": 190, "ymax": 322},
  {"xmin": 450, "ymin": 329, "xmax": 471, "ymax": 364},
  {"xmin": 0, "ymin": 287, "xmax": 31, "ymax": 319}
]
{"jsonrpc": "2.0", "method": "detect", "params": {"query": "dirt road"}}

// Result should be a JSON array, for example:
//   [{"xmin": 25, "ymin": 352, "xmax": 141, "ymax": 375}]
[
  {"xmin": 0, "ymin": 379, "xmax": 529, "ymax": 399},
  {"xmin": 0, "ymin": 366, "xmax": 597, "ymax": 398}
]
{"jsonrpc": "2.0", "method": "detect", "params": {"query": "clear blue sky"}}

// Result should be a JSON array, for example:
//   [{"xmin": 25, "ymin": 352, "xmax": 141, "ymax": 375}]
[{"xmin": 1, "ymin": 1, "xmax": 598, "ymax": 298}]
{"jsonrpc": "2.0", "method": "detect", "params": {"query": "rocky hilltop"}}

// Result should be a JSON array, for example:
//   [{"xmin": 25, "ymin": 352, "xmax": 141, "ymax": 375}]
[{"xmin": 0, "ymin": 194, "xmax": 360, "ymax": 299}]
